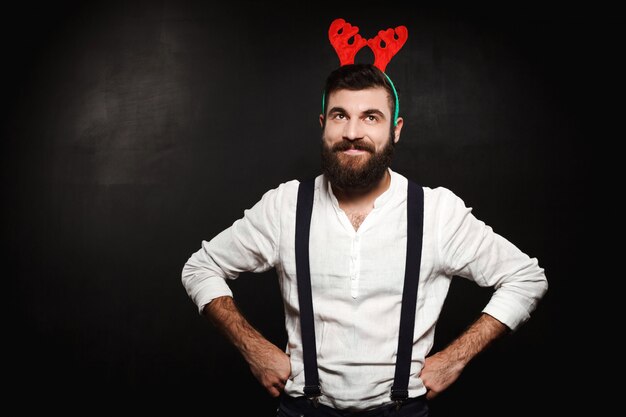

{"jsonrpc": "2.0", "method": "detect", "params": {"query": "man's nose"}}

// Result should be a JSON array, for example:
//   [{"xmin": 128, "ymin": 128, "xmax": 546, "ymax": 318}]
[{"xmin": 342, "ymin": 119, "xmax": 363, "ymax": 140}]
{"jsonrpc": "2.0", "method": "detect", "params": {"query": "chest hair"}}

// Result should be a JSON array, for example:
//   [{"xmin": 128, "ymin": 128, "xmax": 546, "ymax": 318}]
[{"xmin": 345, "ymin": 210, "xmax": 369, "ymax": 231}]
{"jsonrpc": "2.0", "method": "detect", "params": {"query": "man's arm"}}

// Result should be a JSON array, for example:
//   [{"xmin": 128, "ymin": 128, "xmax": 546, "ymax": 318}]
[
  {"xmin": 182, "ymin": 183, "xmax": 287, "ymax": 315},
  {"xmin": 203, "ymin": 296, "xmax": 291, "ymax": 398},
  {"xmin": 420, "ymin": 313, "xmax": 507, "ymax": 399},
  {"xmin": 436, "ymin": 187, "xmax": 548, "ymax": 331},
  {"xmin": 425, "ymin": 188, "xmax": 547, "ymax": 398}
]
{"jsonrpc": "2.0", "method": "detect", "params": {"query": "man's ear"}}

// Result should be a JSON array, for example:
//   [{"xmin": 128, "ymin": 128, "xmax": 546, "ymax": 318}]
[
  {"xmin": 319, "ymin": 114, "xmax": 325, "ymax": 128},
  {"xmin": 393, "ymin": 117, "xmax": 404, "ymax": 143}
]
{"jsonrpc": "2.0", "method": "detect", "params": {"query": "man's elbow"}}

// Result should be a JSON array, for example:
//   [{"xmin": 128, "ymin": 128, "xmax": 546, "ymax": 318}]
[{"xmin": 537, "ymin": 272, "xmax": 548, "ymax": 301}]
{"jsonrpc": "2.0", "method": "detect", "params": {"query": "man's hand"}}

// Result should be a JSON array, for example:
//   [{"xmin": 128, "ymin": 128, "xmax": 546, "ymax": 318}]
[
  {"xmin": 248, "ymin": 340, "xmax": 292, "ymax": 397},
  {"xmin": 420, "ymin": 351, "xmax": 463, "ymax": 400}
]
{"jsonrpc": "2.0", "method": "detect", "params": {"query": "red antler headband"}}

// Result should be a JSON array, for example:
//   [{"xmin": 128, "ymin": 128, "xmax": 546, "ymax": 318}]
[
  {"xmin": 328, "ymin": 18, "xmax": 408, "ymax": 72},
  {"xmin": 325, "ymin": 18, "xmax": 408, "ymax": 125}
]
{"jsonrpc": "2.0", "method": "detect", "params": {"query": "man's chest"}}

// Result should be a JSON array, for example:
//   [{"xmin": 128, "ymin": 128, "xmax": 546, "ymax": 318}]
[{"xmin": 343, "ymin": 208, "xmax": 371, "ymax": 231}]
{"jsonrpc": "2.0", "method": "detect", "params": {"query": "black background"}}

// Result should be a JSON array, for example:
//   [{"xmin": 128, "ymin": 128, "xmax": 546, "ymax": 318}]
[{"xmin": 3, "ymin": 2, "xmax": 612, "ymax": 415}]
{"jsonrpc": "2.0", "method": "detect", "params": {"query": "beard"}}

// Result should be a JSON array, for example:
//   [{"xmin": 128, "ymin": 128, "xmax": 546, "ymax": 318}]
[{"xmin": 320, "ymin": 132, "xmax": 395, "ymax": 192}]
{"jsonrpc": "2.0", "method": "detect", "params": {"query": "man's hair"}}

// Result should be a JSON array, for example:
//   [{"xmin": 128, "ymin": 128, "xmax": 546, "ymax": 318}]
[{"xmin": 322, "ymin": 64, "xmax": 397, "ymax": 124}]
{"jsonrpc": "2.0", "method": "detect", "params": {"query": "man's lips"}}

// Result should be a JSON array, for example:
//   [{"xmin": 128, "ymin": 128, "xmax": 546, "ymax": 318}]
[{"xmin": 342, "ymin": 149, "xmax": 368, "ymax": 155}]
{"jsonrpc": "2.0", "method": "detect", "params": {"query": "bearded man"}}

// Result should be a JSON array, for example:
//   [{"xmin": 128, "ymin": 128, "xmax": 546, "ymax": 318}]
[{"xmin": 181, "ymin": 64, "xmax": 547, "ymax": 417}]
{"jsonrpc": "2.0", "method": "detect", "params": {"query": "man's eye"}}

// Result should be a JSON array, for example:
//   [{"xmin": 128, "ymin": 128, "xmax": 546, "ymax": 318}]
[{"xmin": 334, "ymin": 114, "xmax": 346, "ymax": 120}]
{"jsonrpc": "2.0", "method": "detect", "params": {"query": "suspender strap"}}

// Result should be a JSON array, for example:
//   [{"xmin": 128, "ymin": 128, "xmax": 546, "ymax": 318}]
[
  {"xmin": 390, "ymin": 180, "xmax": 424, "ymax": 401},
  {"xmin": 295, "ymin": 177, "xmax": 321, "ymax": 399}
]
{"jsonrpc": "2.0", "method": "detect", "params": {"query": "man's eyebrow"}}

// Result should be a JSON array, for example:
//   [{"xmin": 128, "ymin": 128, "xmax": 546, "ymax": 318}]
[
  {"xmin": 327, "ymin": 106, "xmax": 346, "ymax": 114},
  {"xmin": 327, "ymin": 107, "xmax": 386, "ymax": 119},
  {"xmin": 362, "ymin": 109, "xmax": 386, "ymax": 119}
]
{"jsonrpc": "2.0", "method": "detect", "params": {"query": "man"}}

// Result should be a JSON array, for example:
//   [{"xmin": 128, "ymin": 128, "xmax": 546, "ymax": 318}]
[{"xmin": 181, "ymin": 64, "xmax": 548, "ymax": 416}]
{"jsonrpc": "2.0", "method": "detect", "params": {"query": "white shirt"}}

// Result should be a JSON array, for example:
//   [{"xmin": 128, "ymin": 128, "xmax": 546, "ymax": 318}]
[{"xmin": 181, "ymin": 167, "xmax": 547, "ymax": 410}]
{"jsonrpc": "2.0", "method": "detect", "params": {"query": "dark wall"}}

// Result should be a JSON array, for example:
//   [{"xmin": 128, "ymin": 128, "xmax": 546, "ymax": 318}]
[{"xmin": 3, "ymin": 2, "xmax": 608, "ymax": 415}]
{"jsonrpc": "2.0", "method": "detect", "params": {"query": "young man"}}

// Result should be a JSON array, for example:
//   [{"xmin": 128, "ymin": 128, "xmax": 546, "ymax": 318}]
[{"xmin": 181, "ymin": 64, "xmax": 548, "ymax": 416}]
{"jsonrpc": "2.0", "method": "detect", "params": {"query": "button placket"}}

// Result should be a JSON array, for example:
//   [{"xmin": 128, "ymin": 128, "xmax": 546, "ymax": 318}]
[{"xmin": 350, "ymin": 234, "xmax": 361, "ymax": 298}]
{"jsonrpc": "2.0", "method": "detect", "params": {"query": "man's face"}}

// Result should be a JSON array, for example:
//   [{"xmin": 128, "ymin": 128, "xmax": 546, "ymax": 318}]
[{"xmin": 320, "ymin": 87, "xmax": 403, "ymax": 191}]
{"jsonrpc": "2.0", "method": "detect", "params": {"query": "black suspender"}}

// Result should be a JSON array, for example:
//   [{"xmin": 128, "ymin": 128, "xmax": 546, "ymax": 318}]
[
  {"xmin": 295, "ymin": 177, "xmax": 424, "ymax": 404},
  {"xmin": 295, "ymin": 178, "xmax": 321, "ymax": 400},
  {"xmin": 390, "ymin": 179, "xmax": 424, "ymax": 402}
]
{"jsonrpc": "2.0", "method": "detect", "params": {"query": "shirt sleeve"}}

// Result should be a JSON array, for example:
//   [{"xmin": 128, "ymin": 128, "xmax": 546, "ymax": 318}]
[
  {"xmin": 181, "ymin": 183, "xmax": 285, "ymax": 314},
  {"xmin": 436, "ymin": 187, "xmax": 548, "ymax": 331}
]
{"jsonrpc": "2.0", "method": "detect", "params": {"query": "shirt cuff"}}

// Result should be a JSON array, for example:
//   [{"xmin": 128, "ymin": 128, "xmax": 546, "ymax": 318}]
[
  {"xmin": 482, "ymin": 295, "xmax": 531, "ymax": 332},
  {"xmin": 190, "ymin": 280, "xmax": 234, "ymax": 315}
]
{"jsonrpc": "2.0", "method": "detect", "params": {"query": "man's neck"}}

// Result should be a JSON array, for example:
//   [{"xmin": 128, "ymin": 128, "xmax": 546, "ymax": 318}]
[{"xmin": 332, "ymin": 169, "xmax": 391, "ymax": 209}]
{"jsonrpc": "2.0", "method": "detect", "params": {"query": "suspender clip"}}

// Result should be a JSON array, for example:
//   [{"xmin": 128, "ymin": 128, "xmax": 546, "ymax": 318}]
[
  {"xmin": 309, "ymin": 395, "xmax": 320, "ymax": 408},
  {"xmin": 394, "ymin": 399, "xmax": 404, "ymax": 411},
  {"xmin": 304, "ymin": 384, "xmax": 321, "ymax": 408},
  {"xmin": 390, "ymin": 388, "xmax": 408, "ymax": 410}
]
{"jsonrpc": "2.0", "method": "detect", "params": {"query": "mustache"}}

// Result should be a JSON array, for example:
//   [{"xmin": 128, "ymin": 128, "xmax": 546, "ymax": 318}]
[{"xmin": 331, "ymin": 140, "xmax": 375, "ymax": 153}]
